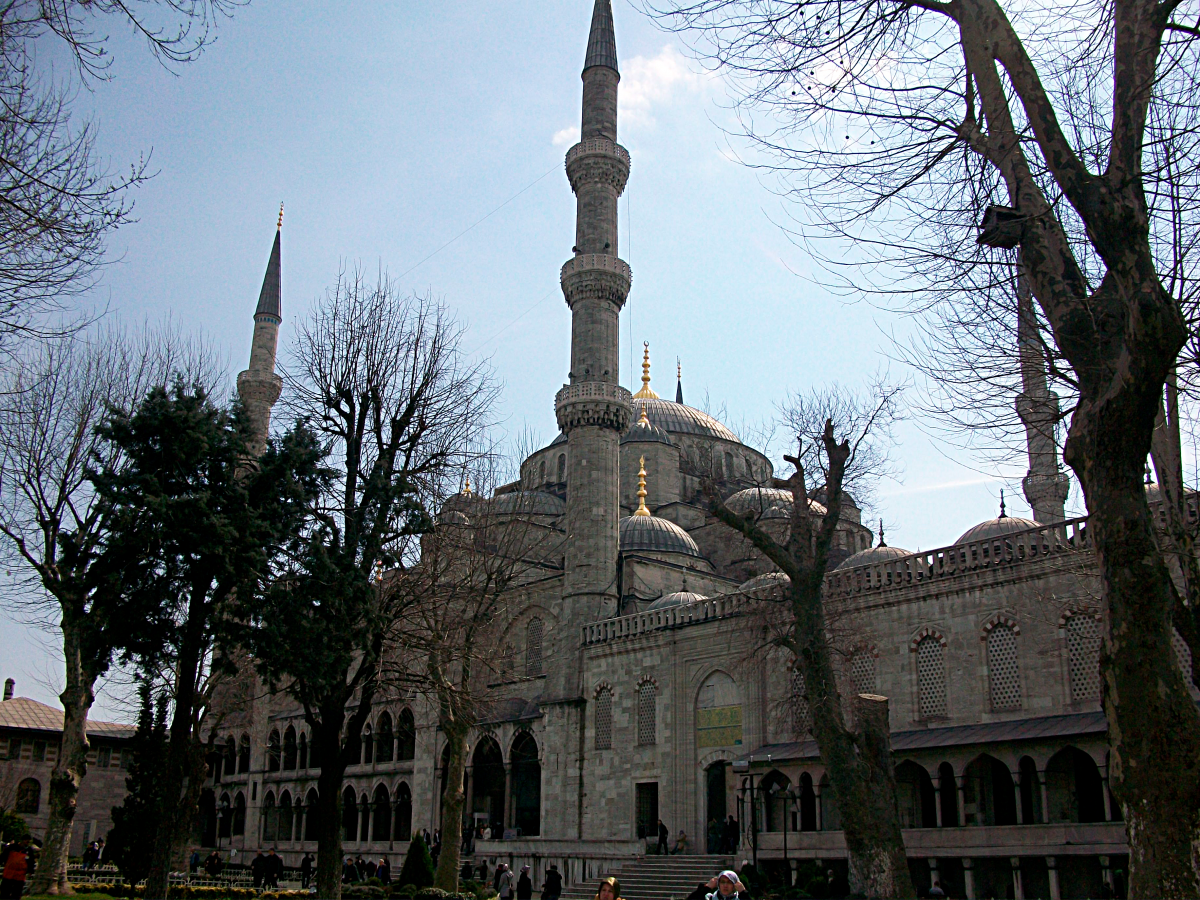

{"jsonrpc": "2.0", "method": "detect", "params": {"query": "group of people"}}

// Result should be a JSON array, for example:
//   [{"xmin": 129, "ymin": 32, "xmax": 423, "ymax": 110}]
[
  {"xmin": 343, "ymin": 854, "xmax": 391, "ymax": 884},
  {"xmin": 486, "ymin": 861, "xmax": 563, "ymax": 900},
  {"xmin": 250, "ymin": 849, "xmax": 286, "ymax": 889},
  {"xmin": 705, "ymin": 815, "xmax": 740, "ymax": 854},
  {"xmin": 0, "ymin": 837, "xmax": 35, "ymax": 900},
  {"xmin": 653, "ymin": 819, "xmax": 691, "ymax": 855},
  {"xmin": 591, "ymin": 869, "xmax": 747, "ymax": 900},
  {"xmin": 81, "ymin": 838, "xmax": 106, "ymax": 869}
]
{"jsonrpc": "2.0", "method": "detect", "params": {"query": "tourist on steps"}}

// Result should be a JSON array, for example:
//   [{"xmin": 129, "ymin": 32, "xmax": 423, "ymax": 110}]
[
  {"xmin": 594, "ymin": 876, "xmax": 623, "ymax": 900},
  {"xmin": 684, "ymin": 869, "xmax": 748, "ymax": 900},
  {"xmin": 657, "ymin": 818, "xmax": 669, "ymax": 854},
  {"xmin": 518, "ymin": 864, "xmax": 534, "ymax": 900}
]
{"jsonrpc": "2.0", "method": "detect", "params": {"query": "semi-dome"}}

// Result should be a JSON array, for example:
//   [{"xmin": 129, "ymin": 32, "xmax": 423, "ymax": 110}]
[
  {"xmin": 620, "ymin": 514, "xmax": 703, "ymax": 557},
  {"xmin": 739, "ymin": 571, "xmax": 791, "ymax": 594},
  {"xmin": 646, "ymin": 590, "xmax": 708, "ymax": 611},
  {"xmin": 956, "ymin": 515, "xmax": 1039, "ymax": 544},
  {"xmin": 492, "ymin": 490, "xmax": 566, "ymax": 517},
  {"xmin": 837, "ymin": 544, "xmax": 912, "ymax": 569},
  {"xmin": 725, "ymin": 487, "xmax": 826, "ymax": 520},
  {"xmin": 622, "ymin": 413, "xmax": 675, "ymax": 446}
]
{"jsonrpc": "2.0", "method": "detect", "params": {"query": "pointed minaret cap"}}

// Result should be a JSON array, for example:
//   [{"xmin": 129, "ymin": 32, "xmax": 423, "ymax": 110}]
[
  {"xmin": 633, "ymin": 342, "xmax": 659, "ymax": 400},
  {"xmin": 676, "ymin": 358, "xmax": 684, "ymax": 405},
  {"xmin": 584, "ymin": 0, "xmax": 619, "ymax": 74},
  {"xmin": 255, "ymin": 204, "xmax": 283, "ymax": 321}
]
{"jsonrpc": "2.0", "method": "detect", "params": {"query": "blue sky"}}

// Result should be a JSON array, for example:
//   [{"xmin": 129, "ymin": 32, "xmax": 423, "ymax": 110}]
[{"xmin": 1, "ymin": 1, "xmax": 1076, "ymax": 720}]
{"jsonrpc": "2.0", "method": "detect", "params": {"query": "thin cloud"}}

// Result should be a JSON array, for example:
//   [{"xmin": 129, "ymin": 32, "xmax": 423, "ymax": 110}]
[
  {"xmin": 619, "ymin": 45, "xmax": 707, "ymax": 129},
  {"xmin": 552, "ymin": 126, "xmax": 580, "ymax": 147}
]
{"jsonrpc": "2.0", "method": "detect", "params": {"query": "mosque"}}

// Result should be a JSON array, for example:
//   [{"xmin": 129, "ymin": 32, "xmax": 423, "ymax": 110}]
[{"xmin": 203, "ymin": 3, "xmax": 1180, "ymax": 898}]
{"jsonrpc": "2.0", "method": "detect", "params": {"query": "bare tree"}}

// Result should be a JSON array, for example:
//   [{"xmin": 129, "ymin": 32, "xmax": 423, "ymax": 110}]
[
  {"xmin": 240, "ymin": 268, "xmax": 500, "ymax": 900},
  {"xmin": 388, "ymin": 462, "xmax": 565, "ymax": 891},
  {"xmin": 0, "ymin": 323, "xmax": 219, "ymax": 894},
  {"xmin": 648, "ymin": 0, "xmax": 1200, "ymax": 891},
  {"xmin": 704, "ymin": 380, "xmax": 910, "ymax": 899}
]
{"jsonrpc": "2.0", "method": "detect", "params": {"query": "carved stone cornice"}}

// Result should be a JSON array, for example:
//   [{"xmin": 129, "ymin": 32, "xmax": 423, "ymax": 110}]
[
  {"xmin": 555, "ymin": 382, "xmax": 633, "ymax": 434},
  {"xmin": 560, "ymin": 254, "xmax": 631, "ymax": 310},
  {"xmin": 565, "ymin": 139, "xmax": 631, "ymax": 196}
]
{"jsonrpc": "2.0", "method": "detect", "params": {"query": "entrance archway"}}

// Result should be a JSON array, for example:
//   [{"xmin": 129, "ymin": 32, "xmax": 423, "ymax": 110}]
[
  {"xmin": 472, "ymin": 736, "xmax": 506, "ymax": 833},
  {"xmin": 511, "ymin": 732, "xmax": 541, "ymax": 836},
  {"xmin": 705, "ymin": 762, "xmax": 727, "ymax": 852}
]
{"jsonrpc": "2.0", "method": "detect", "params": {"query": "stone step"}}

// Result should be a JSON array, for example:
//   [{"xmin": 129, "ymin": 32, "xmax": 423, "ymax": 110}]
[{"xmin": 560, "ymin": 855, "xmax": 734, "ymax": 900}]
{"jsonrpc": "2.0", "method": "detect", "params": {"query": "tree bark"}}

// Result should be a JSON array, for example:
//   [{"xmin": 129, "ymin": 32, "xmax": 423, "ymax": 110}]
[
  {"xmin": 27, "ymin": 616, "xmax": 94, "ymax": 895},
  {"xmin": 315, "ymin": 737, "xmax": 348, "ymax": 900},
  {"xmin": 433, "ymin": 727, "xmax": 468, "ymax": 891}
]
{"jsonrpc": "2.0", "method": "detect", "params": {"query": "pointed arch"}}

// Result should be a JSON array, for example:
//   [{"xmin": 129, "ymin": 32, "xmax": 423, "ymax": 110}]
[
  {"xmin": 283, "ymin": 725, "xmax": 297, "ymax": 770},
  {"xmin": 267, "ymin": 729, "xmax": 281, "ymax": 772},
  {"xmin": 397, "ymin": 708, "xmax": 415, "ymax": 761},
  {"xmin": 394, "ymin": 781, "xmax": 412, "ymax": 840},
  {"xmin": 237, "ymin": 733, "xmax": 251, "ymax": 773},
  {"xmin": 262, "ymin": 790, "xmax": 278, "ymax": 842},
  {"xmin": 510, "ymin": 731, "xmax": 541, "ymax": 836},
  {"xmin": 372, "ymin": 783, "xmax": 391, "ymax": 842},
  {"xmin": 279, "ymin": 790, "xmax": 294, "ymax": 842},
  {"xmin": 342, "ymin": 786, "xmax": 358, "ymax": 842},
  {"xmin": 304, "ymin": 788, "xmax": 320, "ymax": 841},
  {"xmin": 376, "ymin": 711, "xmax": 394, "ymax": 763}
]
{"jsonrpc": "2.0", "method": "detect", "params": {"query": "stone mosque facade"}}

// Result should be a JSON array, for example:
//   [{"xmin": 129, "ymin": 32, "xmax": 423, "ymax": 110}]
[{"xmin": 203, "ymin": 4, "xmax": 1188, "ymax": 898}]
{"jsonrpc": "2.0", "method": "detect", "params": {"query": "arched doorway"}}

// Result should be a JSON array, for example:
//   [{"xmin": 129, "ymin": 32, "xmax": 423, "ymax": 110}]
[
  {"xmin": 759, "ymin": 770, "xmax": 791, "ymax": 832},
  {"xmin": 394, "ymin": 782, "xmax": 413, "ymax": 841},
  {"xmin": 342, "ymin": 786, "xmax": 358, "ymax": 842},
  {"xmin": 962, "ymin": 754, "xmax": 1017, "ymax": 825},
  {"xmin": 472, "ymin": 736, "xmax": 506, "ymax": 833},
  {"xmin": 304, "ymin": 788, "xmax": 320, "ymax": 841},
  {"xmin": 798, "ymin": 773, "xmax": 817, "ymax": 832},
  {"xmin": 705, "ymin": 762, "xmax": 727, "ymax": 852},
  {"xmin": 199, "ymin": 789, "xmax": 216, "ymax": 846},
  {"xmin": 937, "ymin": 762, "xmax": 959, "ymax": 826},
  {"xmin": 511, "ymin": 732, "xmax": 541, "ymax": 836},
  {"xmin": 1046, "ymin": 746, "xmax": 1106, "ymax": 822},
  {"xmin": 894, "ymin": 761, "xmax": 937, "ymax": 828}
]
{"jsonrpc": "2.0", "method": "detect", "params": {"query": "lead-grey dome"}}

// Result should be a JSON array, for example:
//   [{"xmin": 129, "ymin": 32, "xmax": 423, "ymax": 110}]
[
  {"xmin": 620, "ymin": 515, "xmax": 702, "ymax": 557},
  {"xmin": 493, "ymin": 490, "xmax": 566, "ymax": 517},
  {"xmin": 739, "ymin": 571, "xmax": 791, "ymax": 594},
  {"xmin": 837, "ymin": 544, "xmax": 912, "ymax": 569},
  {"xmin": 633, "ymin": 398, "xmax": 740, "ymax": 443},
  {"xmin": 622, "ymin": 417, "xmax": 675, "ymax": 446},
  {"xmin": 726, "ymin": 487, "xmax": 826, "ymax": 520},
  {"xmin": 956, "ymin": 515, "xmax": 1040, "ymax": 544},
  {"xmin": 646, "ymin": 590, "xmax": 707, "ymax": 611}
]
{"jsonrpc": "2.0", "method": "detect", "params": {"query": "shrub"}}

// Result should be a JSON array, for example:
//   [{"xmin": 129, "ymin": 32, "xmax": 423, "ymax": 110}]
[{"xmin": 397, "ymin": 835, "xmax": 435, "ymax": 890}]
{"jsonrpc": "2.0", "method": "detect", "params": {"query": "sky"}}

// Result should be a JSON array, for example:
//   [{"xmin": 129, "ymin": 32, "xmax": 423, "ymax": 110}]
[{"xmin": 0, "ymin": 1, "xmax": 1080, "ymax": 722}]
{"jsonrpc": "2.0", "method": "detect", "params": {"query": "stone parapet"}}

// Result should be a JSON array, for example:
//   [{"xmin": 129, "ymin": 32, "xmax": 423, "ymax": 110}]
[
  {"xmin": 560, "ymin": 254, "xmax": 632, "ymax": 309},
  {"xmin": 555, "ymin": 382, "xmax": 632, "ymax": 434},
  {"xmin": 236, "ymin": 369, "xmax": 283, "ymax": 406},
  {"xmin": 566, "ymin": 139, "xmax": 630, "ymax": 194}
]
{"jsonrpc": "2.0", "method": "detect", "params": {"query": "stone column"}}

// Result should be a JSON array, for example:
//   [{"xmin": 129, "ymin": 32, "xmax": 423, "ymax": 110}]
[
  {"xmin": 955, "ymin": 776, "xmax": 968, "ymax": 826},
  {"xmin": 504, "ymin": 763, "xmax": 514, "ymax": 830},
  {"xmin": 1038, "ymin": 771, "xmax": 1051, "ymax": 824},
  {"xmin": 928, "ymin": 859, "xmax": 940, "ymax": 894},
  {"xmin": 962, "ymin": 857, "xmax": 975, "ymax": 900},
  {"xmin": 933, "ymin": 784, "xmax": 943, "ymax": 827},
  {"xmin": 464, "ymin": 766, "xmax": 475, "ymax": 833},
  {"xmin": 1011, "ymin": 857, "xmax": 1024, "ymax": 900},
  {"xmin": 1012, "ymin": 769, "xmax": 1024, "ymax": 825},
  {"xmin": 1046, "ymin": 856, "xmax": 1061, "ymax": 900},
  {"xmin": 1101, "ymin": 774, "xmax": 1113, "ymax": 821},
  {"xmin": 814, "ymin": 783, "xmax": 823, "ymax": 831}
]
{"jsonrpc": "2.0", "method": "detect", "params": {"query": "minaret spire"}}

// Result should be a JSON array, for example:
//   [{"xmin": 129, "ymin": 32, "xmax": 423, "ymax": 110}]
[
  {"xmin": 237, "ymin": 209, "xmax": 285, "ymax": 457},
  {"xmin": 1015, "ymin": 261, "xmax": 1069, "ymax": 522},
  {"xmin": 676, "ymin": 358, "xmax": 684, "ymax": 404},
  {"xmin": 552, "ymin": 0, "xmax": 633, "ymax": 692}
]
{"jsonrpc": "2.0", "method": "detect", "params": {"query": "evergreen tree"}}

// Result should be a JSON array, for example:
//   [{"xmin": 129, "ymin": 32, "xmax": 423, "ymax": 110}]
[
  {"xmin": 107, "ymin": 682, "xmax": 167, "ymax": 886},
  {"xmin": 397, "ymin": 833, "xmax": 435, "ymax": 889}
]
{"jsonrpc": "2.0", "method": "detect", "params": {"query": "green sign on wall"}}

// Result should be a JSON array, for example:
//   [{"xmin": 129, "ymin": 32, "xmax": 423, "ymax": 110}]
[{"xmin": 696, "ymin": 705, "xmax": 743, "ymax": 748}]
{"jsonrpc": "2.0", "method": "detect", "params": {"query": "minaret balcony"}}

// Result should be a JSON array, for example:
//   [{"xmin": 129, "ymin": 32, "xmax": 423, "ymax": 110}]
[
  {"xmin": 556, "ymin": 382, "xmax": 633, "ymax": 434},
  {"xmin": 560, "ymin": 254, "xmax": 632, "ymax": 309},
  {"xmin": 566, "ymin": 139, "xmax": 630, "ymax": 194}
]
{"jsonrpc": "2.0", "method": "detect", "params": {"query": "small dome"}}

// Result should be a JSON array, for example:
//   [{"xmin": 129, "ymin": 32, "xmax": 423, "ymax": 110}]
[
  {"xmin": 956, "ymin": 515, "xmax": 1040, "ymax": 544},
  {"xmin": 622, "ymin": 417, "xmax": 675, "ymax": 446},
  {"xmin": 492, "ymin": 490, "xmax": 566, "ymax": 517},
  {"xmin": 646, "ymin": 590, "xmax": 708, "ymax": 611},
  {"xmin": 620, "ymin": 515, "xmax": 702, "ymax": 557},
  {"xmin": 810, "ymin": 485, "xmax": 860, "ymax": 510},
  {"xmin": 725, "ymin": 487, "xmax": 826, "ymax": 520},
  {"xmin": 739, "ymin": 571, "xmax": 791, "ymax": 594},
  {"xmin": 837, "ymin": 544, "xmax": 911, "ymax": 569}
]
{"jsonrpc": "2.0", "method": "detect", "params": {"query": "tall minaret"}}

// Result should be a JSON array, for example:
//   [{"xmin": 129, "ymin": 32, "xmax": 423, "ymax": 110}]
[
  {"xmin": 237, "ymin": 206, "xmax": 285, "ymax": 457},
  {"xmin": 553, "ymin": 0, "xmax": 632, "ymax": 664},
  {"xmin": 1015, "ymin": 265, "xmax": 1069, "ymax": 522}
]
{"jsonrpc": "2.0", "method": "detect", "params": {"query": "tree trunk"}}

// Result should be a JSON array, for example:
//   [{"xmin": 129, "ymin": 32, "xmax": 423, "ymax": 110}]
[
  {"xmin": 315, "ymin": 745, "xmax": 347, "ymax": 900},
  {"xmin": 28, "ymin": 619, "xmax": 94, "ymax": 895},
  {"xmin": 433, "ymin": 728, "xmax": 468, "ymax": 891},
  {"xmin": 1068, "ymin": 421, "xmax": 1200, "ymax": 897}
]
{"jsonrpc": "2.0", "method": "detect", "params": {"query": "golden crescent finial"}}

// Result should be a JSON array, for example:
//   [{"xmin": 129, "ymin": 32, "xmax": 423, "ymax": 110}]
[
  {"xmin": 277, "ymin": 202, "xmax": 284, "ymax": 230},
  {"xmin": 633, "ymin": 341, "xmax": 659, "ymax": 400},
  {"xmin": 462, "ymin": 476, "xmax": 472, "ymax": 497},
  {"xmin": 634, "ymin": 456, "xmax": 651, "ymax": 516}
]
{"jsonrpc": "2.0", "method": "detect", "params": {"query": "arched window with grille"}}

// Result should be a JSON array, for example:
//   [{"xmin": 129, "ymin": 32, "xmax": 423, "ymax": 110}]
[
  {"xmin": 987, "ymin": 622, "xmax": 1023, "ymax": 710},
  {"xmin": 850, "ymin": 649, "xmax": 876, "ymax": 696},
  {"xmin": 15, "ymin": 778, "xmax": 40, "ymax": 814},
  {"xmin": 1066, "ymin": 613, "xmax": 1102, "ymax": 702},
  {"xmin": 916, "ymin": 634, "xmax": 947, "ymax": 719},
  {"xmin": 790, "ymin": 667, "xmax": 812, "ymax": 737},
  {"xmin": 1173, "ymin": 627, "xmax": 1194, "ymax": 683},
  {"xmin": 637, "ymin": 679, "xmax": 657, "ymax": 746},
  {"xmin": 595, "ymin": 686, "xmax": 613, "ymax": 750},
  {"xmin": 526, "ymin": 618, "xmax": 544, "ymax": 676}
]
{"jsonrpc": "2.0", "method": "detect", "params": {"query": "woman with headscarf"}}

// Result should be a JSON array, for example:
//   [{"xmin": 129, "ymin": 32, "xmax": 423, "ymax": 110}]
[
  {"xmin": 517, "ymin": 864, "xmax": 534, "ymax": 900},
  {"xmin": 594, "ymin": 876, "xmax": 623, "ymax": 900},
  {"xmin": 684, "ymin": 870, "xmax": 747, "ymax": 900}
]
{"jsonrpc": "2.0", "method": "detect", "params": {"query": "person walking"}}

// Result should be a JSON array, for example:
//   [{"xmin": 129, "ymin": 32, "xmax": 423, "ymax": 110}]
[
  {"xmin": 498, "ymin": 863, "xmax": 515, "ymax": 900},
  {"xmin": 251, "ymin": 850, "xmax": 267, "ymax": 889},
  {"xmin": 706, "ymin": 818, "xmax": 720, "ymax": 854},
  {"xmin": 189, "ymin": 849, "xmax": 202, "ymax": 875},
  {"xmin": 723, "ymin": 816, "xmax": 739, "ymax": 854},
  {"xmin": 517, "ymin": 864, "xmax": 533, "ymax": 900},
  {"xmin": 266, "ymin": 848, "xmax": 283, "ymax": 888},
  {"xmin": 300, "ymin": 853, "xmax": 314, "ymax": 888},
  {"xmin": 541, "ymin": 863, "xmax": 563, "ymax": 900},
  {"xmin": 657, "ymin": 819, "xmax": 669, "ymax": 855},
  {"xmin": 0, "ymin": 838, "xmax": 32, "ymax": 900}
]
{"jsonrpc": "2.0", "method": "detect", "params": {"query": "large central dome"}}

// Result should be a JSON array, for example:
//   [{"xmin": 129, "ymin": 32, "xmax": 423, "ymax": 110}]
[{"xmin": 632, "ymin": 397, "xmax": 739, "ymax": 443}]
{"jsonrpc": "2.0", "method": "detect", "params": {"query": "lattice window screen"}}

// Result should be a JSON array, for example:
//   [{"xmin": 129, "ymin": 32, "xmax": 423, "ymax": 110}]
[
  {"xmin": 595, "ymin": 688, "xmax": 613, "ymax": 750},
  {"xmin": 916, "ymin": 636, "xmax": 946, "ymax": 718},
  {"xmin": 525, "ymin": 617, "xmax": 544, "ymax": 676},
  {"xmin": 1173, "ymin": 628, "xmax": 1194, "ymax": 682},
  {"xmin": 637, "ymin": 681, "xmax": 657, "ymax": 746},
  {"xmin": 1066, "ymin": 615, "xmax": 1101, "ymax": 702},
  {"xmin": 791, "ymin": 668, "xmax": 812, "ymax": 737},
  {"xmin": 851, "ymin": 650, "xmax": 876, "ymax": 696},
  {"xmin": 987, "ymin": 624, "xmax": 1023, "ymax": 710}
]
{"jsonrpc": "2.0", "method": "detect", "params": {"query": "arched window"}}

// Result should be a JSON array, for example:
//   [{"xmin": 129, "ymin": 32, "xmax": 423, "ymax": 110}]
[
  {"xmin": 298, "ymin": 733, "xmax": 308, "ymax": 770},
  {"xmin": 218, "ymin": 792, "xmax": 233, "ymax": 839},
  {"xmin": 397, "ymin": 709, "xmax": 416, "ymax": 761},
  {"xmin": 637, "ymin": 679, "xmax": 657, "ymax": 746},
  {"xmin": 283, "ymin": 726, "xmax": 297, "ymax": 770},
  {"xmin": 376, "ymin": 712, "xmax": 394, "ymax": 763},
  {"xmin": 1066, "ymin": 613, "xmax": 1102, "ymax": 702},
  {"xmin": 394, "ymin": 782, "xmax": 413, "ymax": 841},
  {"xmin": 790, "ymin": 667, "xmax": 812, "ymax": 737},
  {"xmin": 279, "ymin": 790, "xmax": 294, "ymax": 842},
  {"xmin": 372, "ymin": 784, "xmax": 391, "ymax": 842},
  {"xmin": 359, "ymin": 792, "xmax": 370, "ymax": 843},
  {"xmin": 526, "ymin": 617, "xmax": 544, "ymax": 677},
  {"xmin": 916, "ymin": 635, "xmax": 947, "ymax": 718},
  {"xmin": 962, "ymin": 754, "xmax": 1017, "ymax": 826},
  {"xmin": 557, "ymin": 454, "xmax": 566, "ymax": 483},
  {"xmin": 938, "ymin": 762, "xmax": 959, "ymax": 826},
  {"xmin": 539, "ymin": 460, "xmax": 546, "ymax": 484},
  {"xmin": 724, "ymin": 452, "xmax": 735, "ymax": 480},
  {"xmin": 15, "ymin": 778, "xmax": 40, "ymax": 814},
  {"xmin": 759, "ymin": 770, "xmax": 791, "ymax": 832},
  {"xmin": 850, "ymin": 649, "xmax": 876, "ymax": 696},
  {"xmin": 1046, "ymin": 747, "xmax": 1106, "ymax": 822},
  {"xmin": 224, "ymin": 737, "xmax": 236, "ymax": 776},
  {"xmin": 304, "ymin": 788, "xmax": 320, "ymax": 841},
  {"xmin": 233, "ymin": 792, "xmax": 247, "ymax": 836},
  {"xmin": 237, "ymin": 734, "xmax": 250, "ymax": 774},
  {"xmin": 595, "ymin": 686, "xmax": 613, "ymax": 750},
  {"xmin": 267, "ymin": 730, "xmax": 281, "ymax": 772},
  {"xmin": 361, "ymin": 724, "xmax": 374, "ymax": 765},
  {"xmin": 799, "ymin": 772, "xmax": 817, "ymax": 831},
  {"xmin": 894, "ymin": 761, "xmax": 937, "ymax": 828},
  {"xmin": 262, "ymin": 791, "xmax": 277, "ymax": 842},
  {"xmin": 511, "ymin": 732, "xmax": 541, "ymax": 836},
  {"xmin": 987, "ymin": 623, "xmax": 1022, "ymax": 710},
  {"xmin": 342, "ymin": 786, "xmax": 358, "ymax": 842}
]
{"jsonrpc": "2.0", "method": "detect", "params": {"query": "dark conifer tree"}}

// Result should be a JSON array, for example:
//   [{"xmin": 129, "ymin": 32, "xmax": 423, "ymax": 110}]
[{"xmin": 107, "ymin": 682, "xmax": 168, "ymax": 886}]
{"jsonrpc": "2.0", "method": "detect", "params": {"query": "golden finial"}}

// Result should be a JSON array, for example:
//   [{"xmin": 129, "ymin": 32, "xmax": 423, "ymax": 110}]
[
  {"xmin": 633, "ymin": 341, "xmax": 659, "ymax": 400},
  {"xmin": 462, "ymin": 476, "xmax": 472, "ymax": 497},
  {"xmin": 634, "ymin": 456, "xmax": 651, "ymax": 516},
  {"xmin": 637, "ymin": 405, "xmax": 650, "ymax": 427},
  {"xmin": 277, "ymin": 202, "xmax": 284, "ymax": 230}
]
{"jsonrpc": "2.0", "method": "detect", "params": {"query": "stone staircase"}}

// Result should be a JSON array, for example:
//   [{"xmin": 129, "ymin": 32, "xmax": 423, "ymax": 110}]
[{"xmin": 561, "ymin": 855, "xmax": 734, "ymax": 900}]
